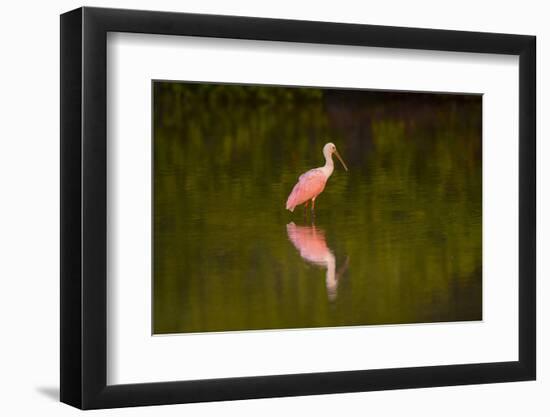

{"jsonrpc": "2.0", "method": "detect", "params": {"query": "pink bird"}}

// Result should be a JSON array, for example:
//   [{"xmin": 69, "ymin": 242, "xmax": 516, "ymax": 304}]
[{"xmin": 286, "ymin": 142, "xmax": 348, "ymax": 213}]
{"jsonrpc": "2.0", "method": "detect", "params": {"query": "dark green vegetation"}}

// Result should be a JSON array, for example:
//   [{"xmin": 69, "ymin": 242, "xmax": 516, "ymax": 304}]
[{"xmin": 153, "ymin": 82, "xmax": 482, "ymax": 334}]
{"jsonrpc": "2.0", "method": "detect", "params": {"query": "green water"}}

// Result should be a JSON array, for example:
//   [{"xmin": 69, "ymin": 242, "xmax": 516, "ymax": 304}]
[{"xmin": 153, "ymin": 83, "xmax": 482, "ymax": 334}]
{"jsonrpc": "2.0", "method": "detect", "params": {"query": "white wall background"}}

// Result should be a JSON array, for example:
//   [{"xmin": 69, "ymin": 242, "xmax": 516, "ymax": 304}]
[{"xmin": 0, "ymin": 0, "xmax": 545, "ymax": 415}]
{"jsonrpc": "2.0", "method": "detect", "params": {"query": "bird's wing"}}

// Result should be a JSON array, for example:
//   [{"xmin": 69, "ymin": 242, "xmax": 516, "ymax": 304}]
[
  {"xmin": 298, "ymin": 168, "xmax": 327, "ymax": 192},
  {"xmin": 299, "ymin": 168, "xmax": 321, "ymax": 181},
  {"xmin": 286, "ymin": 169, "xmax": 327, "ymax": 210}
]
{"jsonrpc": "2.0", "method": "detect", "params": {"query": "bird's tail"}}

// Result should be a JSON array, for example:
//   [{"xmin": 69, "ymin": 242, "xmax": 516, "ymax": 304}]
[
  {"xmin": 286, "ymin": 183, "xmax": 301, "ymax": 212},
  {"xmin": 285, "ymin": 196, "xmax": 296, "ymax": 212}
]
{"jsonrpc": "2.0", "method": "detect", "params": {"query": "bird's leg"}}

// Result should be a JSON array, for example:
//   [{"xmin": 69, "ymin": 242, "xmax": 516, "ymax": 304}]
[
  {"xmin": 311, "ymin": 198, "xmax": 316, "ymax": 218},
  {"xmin": 304, "ymin": 201, "xmax": 309, "ymax": 218}
]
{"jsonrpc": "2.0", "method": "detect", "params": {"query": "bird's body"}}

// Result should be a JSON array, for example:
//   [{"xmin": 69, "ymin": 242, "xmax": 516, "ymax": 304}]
[
  {"xmin": 285, "ymin": 168, "xmax": 328, "ymax": 212},
  {"xmin": 286, "ymin": 142, "xmax": 348, "ymax": 213}
]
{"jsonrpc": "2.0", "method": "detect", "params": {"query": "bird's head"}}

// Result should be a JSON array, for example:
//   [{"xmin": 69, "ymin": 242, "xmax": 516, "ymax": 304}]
[{"xmin": 323, "ymin": 142, "xmax": 348, "ymax": 171}]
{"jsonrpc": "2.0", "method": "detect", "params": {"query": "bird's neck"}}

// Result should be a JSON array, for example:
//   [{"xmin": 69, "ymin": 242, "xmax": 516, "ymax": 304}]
[{"xmin": 320, "ymin": 152, "xmax": 334, "ymax": 178}]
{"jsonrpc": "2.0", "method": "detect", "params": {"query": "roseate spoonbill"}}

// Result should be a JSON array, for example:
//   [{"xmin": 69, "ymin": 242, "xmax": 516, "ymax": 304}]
[
  {"xmin": 286, "ymin": 222, "xmax": 349, "ymax": 301},
  {"xmin": 286, "ymin": 142, "xmax": 348, "ymax": 213}
]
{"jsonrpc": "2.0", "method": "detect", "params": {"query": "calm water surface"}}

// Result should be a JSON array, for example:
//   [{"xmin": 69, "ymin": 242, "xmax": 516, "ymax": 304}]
[{"xmin": 153, "ymin": 84, "xmax": 482, "ymax": 334}]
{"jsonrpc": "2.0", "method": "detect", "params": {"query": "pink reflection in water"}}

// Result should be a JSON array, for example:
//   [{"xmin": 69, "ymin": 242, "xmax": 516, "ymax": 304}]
[{"xmin": 286, "ymin": 222, "xmax": 349, "ymax": 301}]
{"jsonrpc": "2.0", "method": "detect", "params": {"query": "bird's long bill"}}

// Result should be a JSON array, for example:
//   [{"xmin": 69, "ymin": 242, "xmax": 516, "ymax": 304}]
[{"xmin": 334, "ymin": 150, "xmax": 349, "ymax": 171}]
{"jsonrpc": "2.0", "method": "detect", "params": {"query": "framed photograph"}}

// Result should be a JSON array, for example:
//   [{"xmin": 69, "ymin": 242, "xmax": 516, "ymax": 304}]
[{"xmin": 60, "ymin": 7, "xmax": 536, "ymax": 409}]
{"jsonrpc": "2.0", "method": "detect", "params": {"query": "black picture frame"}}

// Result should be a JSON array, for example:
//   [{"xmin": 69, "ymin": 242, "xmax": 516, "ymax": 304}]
[{"xmin": 60, "ymin": 6, "xmax": 536, "ymax": 410}]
